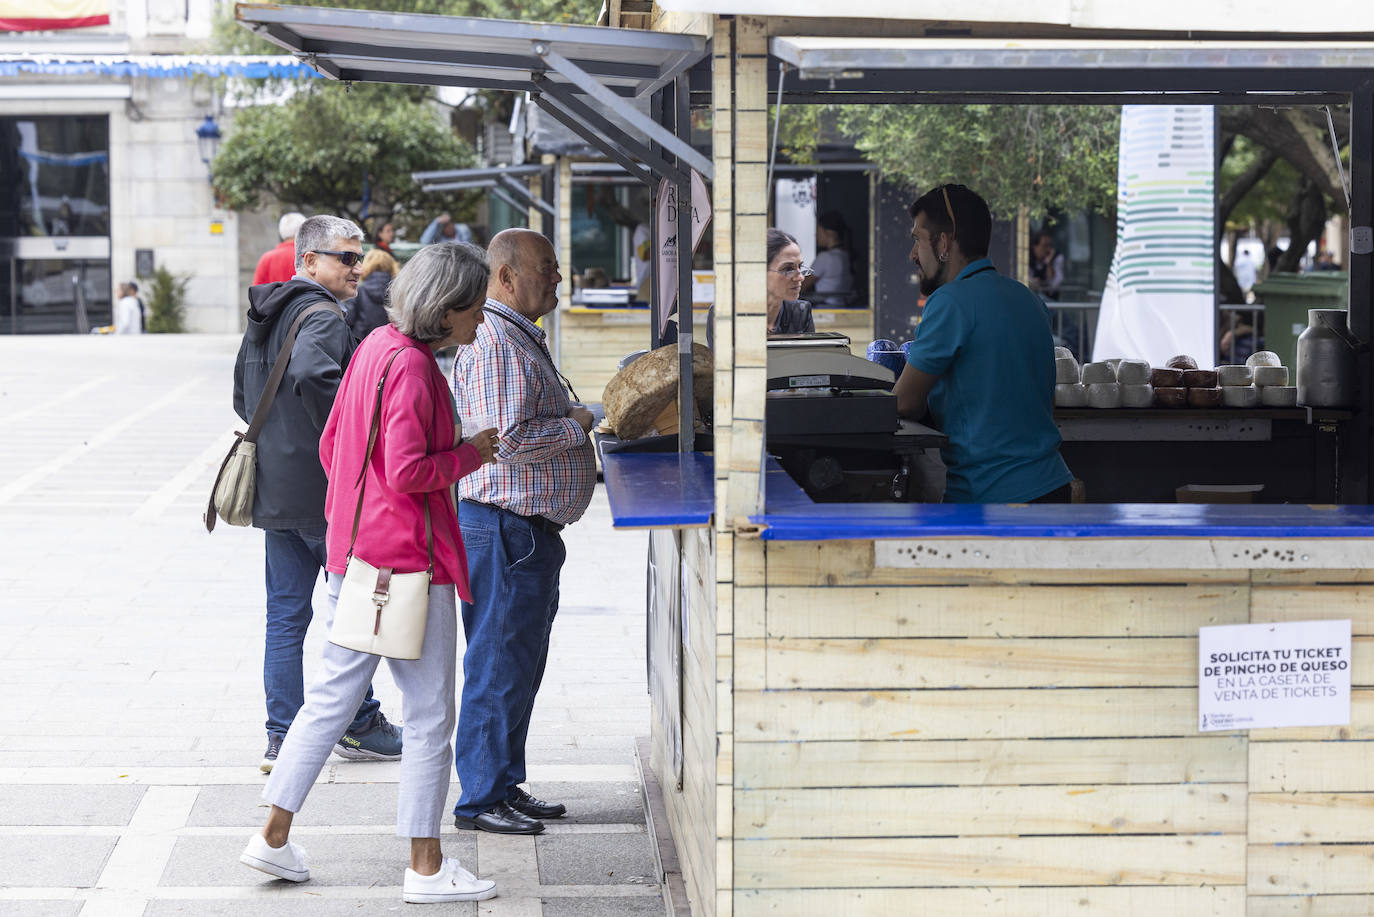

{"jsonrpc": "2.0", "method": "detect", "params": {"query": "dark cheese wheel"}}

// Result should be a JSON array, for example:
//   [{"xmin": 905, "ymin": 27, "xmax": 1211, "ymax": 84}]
[
  {"xmin": 1165, "ymin": 354, "xmax": 1199, "ymax": 370},
  {"xmin": 1151, "ymin": 368, "xmax": 1184, "ymax": 387},
  {"xmin": 1183, "ymin": 369, "xmax": 1219, "ymax": 388},
  {"xmin": 1187, "ymin": 386, "xmax": 1223, "ymax": 407},
  {"xmin": 1153, "ymin": 386, "xmax": 1188, "ymax": 407}
]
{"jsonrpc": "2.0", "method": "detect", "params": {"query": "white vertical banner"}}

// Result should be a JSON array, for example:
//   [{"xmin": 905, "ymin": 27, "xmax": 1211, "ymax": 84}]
[
  {"xmin": 773, "ymin": 176, "xmax": 817, "ymax": 265},
  {"xmin": 1092, "ymin": 106, "xmax": 1216, "ymax": 367},
  {"xmin": 655, "ymin": 170, "xmax": 712, "ymax": 335}
]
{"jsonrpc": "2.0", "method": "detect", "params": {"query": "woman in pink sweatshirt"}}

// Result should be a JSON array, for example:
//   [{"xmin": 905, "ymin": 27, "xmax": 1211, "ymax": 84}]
[{"xmin": 240, "ymin": 242, "xmax": 502, "ymax": 905}]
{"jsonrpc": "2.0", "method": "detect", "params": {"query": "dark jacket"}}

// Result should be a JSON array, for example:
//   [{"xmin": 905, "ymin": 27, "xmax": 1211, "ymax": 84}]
[
  {"xmin": 772, "ymin": 299, "xmax": 815, "ymax": 334},
  {"xmin": 343, "ymin": 270, "xmax": 392, "ymax": 339},
  {"xmin": 233, "ymin": 279, "xmax": 356, "ymax": 530}
]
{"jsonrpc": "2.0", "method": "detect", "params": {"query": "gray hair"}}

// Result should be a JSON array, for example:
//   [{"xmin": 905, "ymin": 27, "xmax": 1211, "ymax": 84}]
[
  {"xmin": 278, "ymin": 211, "xmax": 306, "ymax": 241},
  {"xmin": 387, "ymin": 242, "xmax": 490, "ymax": 343},
  {"xmin": 294, "ymin": 215, "xmax": 363, "ymax": 270}
]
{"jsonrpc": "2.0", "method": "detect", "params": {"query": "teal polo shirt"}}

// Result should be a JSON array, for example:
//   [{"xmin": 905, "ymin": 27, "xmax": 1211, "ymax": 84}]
[{"xmin": 905, "ymin": 258, "xmax": 1072, "ymax": 503}]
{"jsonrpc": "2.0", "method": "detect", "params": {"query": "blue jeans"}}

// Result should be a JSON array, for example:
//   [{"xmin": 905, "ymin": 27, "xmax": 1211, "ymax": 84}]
[
  {"xmin": 263, "ymin": 526, "xmax": 380, "ymax": 738},
  {"xmin": 453, "ymin": 501, "xmax": 565, "ymax": 817}
]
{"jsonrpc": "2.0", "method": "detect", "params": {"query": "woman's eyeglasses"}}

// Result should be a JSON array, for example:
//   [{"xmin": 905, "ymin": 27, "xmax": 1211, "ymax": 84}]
[
  {"xmin": 769, "ymin": 264, "xmax": 814, "ymax": 279},
  {"xmin": 312, "ymin": 249, "xmax": 363, "ymax": 267}
]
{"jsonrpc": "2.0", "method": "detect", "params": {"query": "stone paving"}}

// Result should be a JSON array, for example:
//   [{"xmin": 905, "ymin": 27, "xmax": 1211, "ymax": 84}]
[{"xmin": 0, "ymin": 335, "xmax": 658, "ymax": 916}]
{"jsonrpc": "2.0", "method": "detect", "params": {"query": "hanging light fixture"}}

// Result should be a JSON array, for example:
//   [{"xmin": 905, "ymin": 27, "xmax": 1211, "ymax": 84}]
[{"xmin": 195, "ymin": 114, "xmax": 222, "ymax": 184}]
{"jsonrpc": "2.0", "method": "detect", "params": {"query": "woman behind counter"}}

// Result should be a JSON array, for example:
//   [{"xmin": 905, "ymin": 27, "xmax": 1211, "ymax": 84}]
[
  {"xmin": 240, "ymin": 242, "xmax": 501, "ymax": 905},
  {"xmin": 766, "ymin": 227, "xmax": 815, "ymax": 335},
  {"xmin": 802, "ymin": 211, "xmax": 856, "ymax": 307}
]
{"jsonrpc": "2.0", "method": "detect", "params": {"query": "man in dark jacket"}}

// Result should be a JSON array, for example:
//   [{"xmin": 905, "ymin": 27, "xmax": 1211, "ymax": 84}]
[{"xmin": 234, "ymin": 214, "xmax": 402, "ymax": 774}]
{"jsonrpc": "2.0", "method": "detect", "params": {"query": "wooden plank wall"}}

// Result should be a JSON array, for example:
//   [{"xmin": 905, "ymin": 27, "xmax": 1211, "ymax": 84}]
[{"xmin": 729, "ymin": 540, "xmax": 1374, "ymax": 916}]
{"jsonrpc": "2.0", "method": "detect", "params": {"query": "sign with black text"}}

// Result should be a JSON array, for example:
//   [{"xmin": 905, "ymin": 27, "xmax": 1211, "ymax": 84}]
[{"xmin": 1198, "ymin": 620, "xmax": 1351, "ymax": 731}]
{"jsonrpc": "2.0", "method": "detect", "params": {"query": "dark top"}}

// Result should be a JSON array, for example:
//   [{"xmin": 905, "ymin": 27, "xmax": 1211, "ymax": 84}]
[
  {"xmin": 770, "ymin": 299, "xmax": 815, "ymax": 335},
  {"xmin": 234, "ymin": 279, "xmax": 356, "ymax": 529},
  {"xmin": 344, "ymin": 270, "xmax": 392, "ymax": 339}
]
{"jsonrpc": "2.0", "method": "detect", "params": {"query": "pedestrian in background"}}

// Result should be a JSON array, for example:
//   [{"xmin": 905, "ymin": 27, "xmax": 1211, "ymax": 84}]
[
  {"xmin": 344, "ymin": 248, "xmax": 399, "ymax": 339},
  {"xmin": 449, "ymin": 228, "xmax": 596, "ymax": 834},
  {"xmin": 253, "ymin": 212, "xmax": 307, "ymax": 286},
  {"xmin": 242, "ymin": 242, "xmax": 499, "ymax": 904},
  {"xmin": 420, "ymin": 212, "xmax": 474, "ymax": 245},
  {"xmin": 236, "ymin": 214, "xmax": 402, "ymax": 773},
  {"xmin": 114, "ymin": 281, "xmax": 144, "ymax": 334}
]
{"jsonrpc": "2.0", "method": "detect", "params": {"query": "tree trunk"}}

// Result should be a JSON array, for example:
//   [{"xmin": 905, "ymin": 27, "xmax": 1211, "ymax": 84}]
[{"xmin": 1275, "ymin": 177, "xmax": 1327, "ymax": 273}]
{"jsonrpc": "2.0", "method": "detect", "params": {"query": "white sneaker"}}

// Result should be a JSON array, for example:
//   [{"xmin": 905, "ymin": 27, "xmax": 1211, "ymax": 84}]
[
  {"xmin": 239, "ymin": 833, "xmax": 309, "ymax": 882},
  {"xmin": 403, "ymin": 857, "xmax": 497, "ymax": 903}
]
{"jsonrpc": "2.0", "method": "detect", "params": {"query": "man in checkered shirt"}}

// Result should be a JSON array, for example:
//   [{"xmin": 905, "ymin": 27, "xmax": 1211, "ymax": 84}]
[{"xmin": 449, "ymin": 229, "xmax": 596, "ymax": 835}]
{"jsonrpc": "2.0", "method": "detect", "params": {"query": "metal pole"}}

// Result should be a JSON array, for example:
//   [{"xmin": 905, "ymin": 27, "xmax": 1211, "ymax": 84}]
[
  {"xmin": 675, "ymin": 72, "xmax": 695, "ymax": 454},
  {"xmin": 1346, "ymin": 85, "xmax": 1373, "ymax": 501}
]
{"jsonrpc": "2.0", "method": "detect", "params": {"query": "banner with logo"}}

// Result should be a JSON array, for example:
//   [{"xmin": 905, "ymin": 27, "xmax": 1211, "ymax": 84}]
[
  {"xmin": 0, "ymin": 0, "xmax": 110, "ymax": 31},
  {"xmin": 1092, "ymin": 105, "xmax": 1216, "ymax": 367},
  {"xmin": 655, "ymin": 169, "xmax": 712, "ymax": 335}
]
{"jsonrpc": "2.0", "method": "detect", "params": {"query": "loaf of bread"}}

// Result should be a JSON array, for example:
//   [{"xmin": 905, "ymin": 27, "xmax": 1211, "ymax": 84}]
[
  {"xmin": 1055, "ymin": 383, "xmax": 1088, "ymax": 407},
  {"xmin": 1246, "ymin": 351, "xmax": 1281, "ymax": 368},
  {"xmin": 1217, "ymin": 365, "xmax": 1254, "ymax": 386},
  {"xmin": 602, "ymin": 342, "xmax": 714, "ymax": 440},
  {"xmin": 1188, "ymin": 386, "xmax": 1223, "ymax": 408},
  {"xmin": 1081, "ymin": 361, "xmax": 1117, "ymax": 384},
  {"xmin": 1116, "ymin": 359, "xmax": 1151, "ymax": 385},
  {"xmin": 1166, "ymin": 354, "xmax": 1199, "ymax": 370},
  {"xmin": 1121, "ymin": 383, "xmax": 1154, "ymax": 408},
  {"xmin": 1055, "ymin": 357, "xmax": 1081, "ymax": 384},
  {"xmin": 1151, "ymin": 367, "xmax": 1184, "ymax": 387},
  {"xmin": 1183, "ymin": 369, "xmax": 1219, "ymax": 388},
  {"xmin": 1154, "ymin": 386, "xmax": 1187, "ymax": 407},
  {"xmin": 1086, "ymin": 382, "xmax": 1122, "ymax": 408},
  {"xmin": 1253, "ymin": 365, "xmax": 1289, "ymax": 387},
  {"xmin": 1221, "ymin": 384, "xmax": 1260, "ymax": 408},
  {"xmin": 1261, "ymin": 385, "xmax": 1297, "ymax": 407}
]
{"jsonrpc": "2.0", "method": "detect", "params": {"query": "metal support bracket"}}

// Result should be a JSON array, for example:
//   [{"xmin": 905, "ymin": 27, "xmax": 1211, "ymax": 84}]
[
  {"xmin": 498, "ymin": 174, "xmax": 556, "ymax": 217},
  {"xmin": 531, "ymin": 90, "xmax": 657, "ymax": 187},
  {"xmin": 533, "ymin": 41, "xmax": 713, "ymax": 181}
]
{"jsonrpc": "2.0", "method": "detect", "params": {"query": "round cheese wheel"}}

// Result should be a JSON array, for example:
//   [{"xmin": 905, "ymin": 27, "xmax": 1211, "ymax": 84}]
[
  {"xmin": 1246, "ymin": 350, "xmax": 1282, "ymax": 368},
  {"xmin": 1120, "ymin": 383, "xmax": 1154, "ymax": 408},
  {"xmin": 1116, "ymin": 359, "xmax": 1151, "ymax": 385},
  {"xmin": 1253, "ymin": 365, "xmax": 1289, "ymax": 386},
  {"xmin": 1153, "ymin": 386, "xmax": 1188, "ymax": 407},
  {"xmin": 1183, "ymin": 369, "xmax": 1219, "ymax": 388},
  {"xmin": 1053, "ymin": 346, "xmax": 1074, "ymax": 360},
  {"xmin": 1151, "ymin": 368, "xmax": 1184, "ymax": 387},
  {"xmin": 1166, "ymin": 354, "xmax": 1199, "ymax": 370},
  {"xmin": 1188, "ymin": 386, "xmax": 1223, "ymax": 408},
  {"xmin": 1055, "ymin": 357, "xmax": 1081, "ymax": 384},
  {"xmin": 1221, "ymin": 384, "xmax": 1260, "ymax": 408},
  {"xmin": 1216, "ymin": 365, "xmax": 1254, "ymax": 386},
  {"xmin": 1261, "ymin": 385, "xmax": 1298, "ymax": 407},
  {"xmin": 1055, "ymin": 382, "xmax": 1088, "ymax": 407},
  {"xmin": 1086, "ymin": 382, "xmax": 1122, "ymax": 408},
  {"xmin": 1081, "ymin": 361, "xmax": 1117, "ymax": 384}
]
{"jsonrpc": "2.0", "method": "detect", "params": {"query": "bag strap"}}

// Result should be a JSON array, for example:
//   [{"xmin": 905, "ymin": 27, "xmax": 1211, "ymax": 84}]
[
  {"xmin": 346, "ymin": 347, "xmax": 435, "ymax": 574},
  {"xmin": 244, "ymin": 299, "xmax": 343, "ymax": 444}
]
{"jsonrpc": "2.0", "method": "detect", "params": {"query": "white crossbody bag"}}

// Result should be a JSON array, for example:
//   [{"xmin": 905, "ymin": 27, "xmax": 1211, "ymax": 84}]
[{"xmin": 330, "ymin": 347, "xmax": 432, "ymax": 660}]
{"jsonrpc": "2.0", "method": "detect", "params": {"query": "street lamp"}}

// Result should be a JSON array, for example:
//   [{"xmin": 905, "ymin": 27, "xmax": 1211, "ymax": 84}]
[{"xmin": 195, "ymin": 114, "xmax": 221, "ymax": 185}]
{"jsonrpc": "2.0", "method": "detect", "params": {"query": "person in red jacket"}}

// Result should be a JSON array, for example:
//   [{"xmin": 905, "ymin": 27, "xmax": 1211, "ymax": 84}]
[{"xmin": 253, "ymin": 212, "xmax": 307, "ymax": 285}]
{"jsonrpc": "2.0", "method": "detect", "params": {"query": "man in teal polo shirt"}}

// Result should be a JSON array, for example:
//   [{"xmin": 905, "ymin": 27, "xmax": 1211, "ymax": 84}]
[{"xmin": 894, "ymin": 184, "xmax": 1073, "ymax": 503}]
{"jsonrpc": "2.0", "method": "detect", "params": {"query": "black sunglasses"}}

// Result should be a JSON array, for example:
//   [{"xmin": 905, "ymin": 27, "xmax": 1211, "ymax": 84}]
[{"xmin": 311, "ymin": 249, "xmax": 363, "ymax": 267}]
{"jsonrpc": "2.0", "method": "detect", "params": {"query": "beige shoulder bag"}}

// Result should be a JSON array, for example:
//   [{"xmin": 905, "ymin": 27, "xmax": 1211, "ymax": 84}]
[{"xmin": 329, "ymin": 347, "xmax": 432, "ymax": 660}]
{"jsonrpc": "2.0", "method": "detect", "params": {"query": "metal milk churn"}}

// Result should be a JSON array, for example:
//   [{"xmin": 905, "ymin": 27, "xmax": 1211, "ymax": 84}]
[{"xmin": 1296, "ymin": 309, "xmax": 1357, "ymax": 407}]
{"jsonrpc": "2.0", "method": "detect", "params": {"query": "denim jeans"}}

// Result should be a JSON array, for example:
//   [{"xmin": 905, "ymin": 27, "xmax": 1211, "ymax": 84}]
[
  {"xmin": 263, "ymin": 526, "xmax": 380, "ymax": 738},
  {"xmin": 452, "ymin": 501, "xmax": 565, "ymax": 817}
]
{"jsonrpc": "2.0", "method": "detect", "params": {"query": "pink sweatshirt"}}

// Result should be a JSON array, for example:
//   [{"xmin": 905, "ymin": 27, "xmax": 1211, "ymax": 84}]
[{"xmin": 320, "ymin": 325, "xmax": 483, "ymax": 598}]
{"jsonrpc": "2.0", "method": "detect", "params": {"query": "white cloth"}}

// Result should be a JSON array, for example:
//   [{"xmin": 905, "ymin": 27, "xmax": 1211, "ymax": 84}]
[
  {"xmin": 114, "ymin": 295, "xmax": 143, "ymax": 334},
  {"xmin": 810, "ymin": 247, "xmax": 854, "ymax": 306},
  {"xmin": 264, "ymin": 581, "xmax": 459, "ymax": 838}
]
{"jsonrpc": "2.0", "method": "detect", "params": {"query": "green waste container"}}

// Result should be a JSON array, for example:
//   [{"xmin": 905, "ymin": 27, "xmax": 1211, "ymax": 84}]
[{"xmin": 1251, "ymin": 272, "xmax": 1348, "ymax": 371}]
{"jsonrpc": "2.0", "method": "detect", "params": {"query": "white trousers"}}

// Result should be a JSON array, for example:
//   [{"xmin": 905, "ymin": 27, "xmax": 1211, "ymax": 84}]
[{"xmin": 262, "ymin": 580, "xmax": 458, "ymax": 838}]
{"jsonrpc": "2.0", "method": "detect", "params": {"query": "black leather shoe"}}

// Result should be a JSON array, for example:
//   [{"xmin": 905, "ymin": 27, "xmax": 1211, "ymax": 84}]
[
  {"xmin": 507, "ymin": 786, "xmax": 566, "ymax": 819},
  {"xmin": 454, "ymin": 801, "xmax": 544, "ymax": 835}
]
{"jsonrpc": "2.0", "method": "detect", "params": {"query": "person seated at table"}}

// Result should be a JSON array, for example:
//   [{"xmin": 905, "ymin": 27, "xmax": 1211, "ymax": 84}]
[
  {"xmin": 801, "ymin": 211, "xmax": 856, "ymax": 307},
  {"xmin": 894, "ymin": 184, "xmax": 1072, "ymax": 503},
  {"xmin": 766, "ymin": 228, "xmax": 814, "ymax": 335}
]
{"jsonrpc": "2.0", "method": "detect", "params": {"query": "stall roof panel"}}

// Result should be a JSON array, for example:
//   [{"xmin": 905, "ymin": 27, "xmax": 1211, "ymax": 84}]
[
  {"xmin": 234, "ymin": 2, "xmax": 707, "ymax": 97},
  {"xmin": 658, "ymin": 0, "xmax": 1374, "ymax": 33}
]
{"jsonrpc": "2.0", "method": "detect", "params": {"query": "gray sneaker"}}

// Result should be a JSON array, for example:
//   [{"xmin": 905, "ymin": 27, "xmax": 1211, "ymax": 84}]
[
  {"xmin": 334, "ymin": 713, "xmax": 403, "ymax": 761},
  {"xmin": 260, "ymin": 734, "xmax": 284, "ymax": 774}
]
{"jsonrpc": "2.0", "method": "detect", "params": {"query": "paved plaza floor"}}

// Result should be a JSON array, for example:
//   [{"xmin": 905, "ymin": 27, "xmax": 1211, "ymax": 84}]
[{"xmin": 0, "ymin": 334, "xmax": 658, "ymax": 916}]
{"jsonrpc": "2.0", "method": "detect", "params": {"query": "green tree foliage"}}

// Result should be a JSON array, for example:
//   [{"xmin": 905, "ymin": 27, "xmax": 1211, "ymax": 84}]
[
  {"xmin": 213, "ymin": 82, "xmax": 477, "ymax": 226},
  {"xmin": 146, "ymin": 266, "xmax": 189, "ymax": 333}
]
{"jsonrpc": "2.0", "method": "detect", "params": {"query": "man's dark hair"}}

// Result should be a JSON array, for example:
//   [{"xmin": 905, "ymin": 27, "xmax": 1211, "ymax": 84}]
[{"xmin": 909, "ymin": 184, "xmax": 991, "ymax": 259}]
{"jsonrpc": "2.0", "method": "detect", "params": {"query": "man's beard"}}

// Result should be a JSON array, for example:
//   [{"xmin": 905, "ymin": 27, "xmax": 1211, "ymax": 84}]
[{"xmin": 918, "ymin": 261, "xmax": 944, "ymax": 296}]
